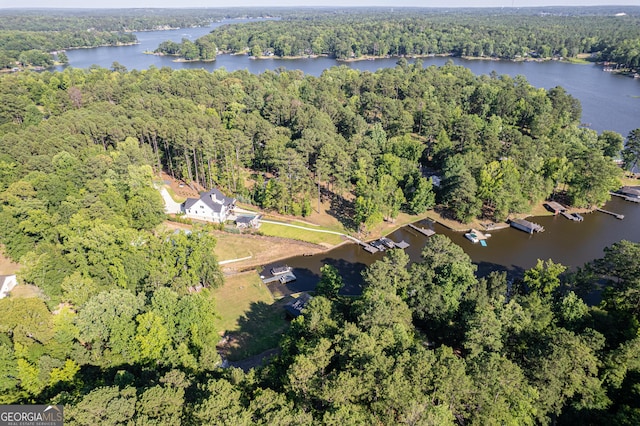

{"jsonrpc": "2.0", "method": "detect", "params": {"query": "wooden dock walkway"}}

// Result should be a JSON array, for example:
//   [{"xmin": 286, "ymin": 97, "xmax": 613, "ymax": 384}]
[
  {"xmin": 408, "ymin": 223, "xmax": 436, "ymax": 237},
  {"xmin": 344, "ymin": 235, "xmax": 379, "ymax": 253},
  {"xmin": 610, "ymin": 191, "xmax": 640, "ymax": 203},
  {"xmin": 596, "ymin": 208, "xmax": 624, "ymax": 220},
  {"xmin": 346, "ymin": 235, "xmax": 411, "ymax": 254}
]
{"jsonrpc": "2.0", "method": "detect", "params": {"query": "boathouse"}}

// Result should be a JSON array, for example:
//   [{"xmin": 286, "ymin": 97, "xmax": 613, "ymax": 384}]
[
  {"xmin": 271, "ymin": 265, "xmax": 292, "ymax": 275},
  {"xmin": 510, "ymin": 218, "xmax": 544, "ymax": 234},
  {"xmin": 544, "ymin": 201, "xmax": 566, "ymax": 215},
  {"xmin": 285, "ymin": 293, "xmax": 313, "ymax": 318},
  {"xmin": 619, "ymin": 186, "xmax": 640, "ymax": 199}
]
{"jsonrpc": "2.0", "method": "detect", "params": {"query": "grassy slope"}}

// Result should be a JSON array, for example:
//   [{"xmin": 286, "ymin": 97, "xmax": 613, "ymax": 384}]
[{"xmin": 212, "ymin": 273, "xmax": 289, "ymax": 360}]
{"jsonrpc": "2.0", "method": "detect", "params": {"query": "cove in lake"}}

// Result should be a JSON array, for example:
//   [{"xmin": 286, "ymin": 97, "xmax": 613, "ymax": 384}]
[
  {"xmin": 267, "ymin": 197, "xmax": 640, "ymax": 297},
  {"xmin": 55, "ymin": 21, "xmax": 640, "ymax": 294}
]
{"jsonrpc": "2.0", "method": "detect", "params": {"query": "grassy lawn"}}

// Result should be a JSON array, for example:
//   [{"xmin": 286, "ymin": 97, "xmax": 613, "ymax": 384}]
[
  {"xmin": 212, "ymin": 232, "xmax": 256, "ymax": 262},
  {"xmin": 9, "ymin": 284, "xmax": 44, "ymax": 299},
  {"xmin": 258, "ymin": 222, "xmax": 345, "ymax": 246},
  {"xmin": 213, "ymin": 273, "xmax": 289, "ymax": 361},
  {"xmin": 165, "ymin": 186, "xmax": 187, "ymax": 204}
]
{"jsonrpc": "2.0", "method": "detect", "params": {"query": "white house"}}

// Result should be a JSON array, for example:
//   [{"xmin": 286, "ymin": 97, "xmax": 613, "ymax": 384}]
[
  {"xmin": 183, "ymin": 188, "xmax": 236, "ymax": 223},
  {"xmin": 0, "ymin": 275, "xmax": 17, "ymax": 299}
]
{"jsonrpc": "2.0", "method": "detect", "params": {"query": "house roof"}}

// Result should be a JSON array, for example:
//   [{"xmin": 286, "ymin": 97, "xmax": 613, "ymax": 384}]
[
  {"xmin": 206, "ymin": 188, "xmax": 235, "ymax": 206},
  {"xmin": 184, "ymin": 197, "xmax": 200, "ymax": 210},
  {"xmin": 184, "ymin": 188, "xmax": 236, "ymax": 213}
]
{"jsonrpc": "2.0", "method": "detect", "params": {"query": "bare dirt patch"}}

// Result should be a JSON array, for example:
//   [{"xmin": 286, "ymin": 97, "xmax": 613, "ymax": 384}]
[
  {"xmin": 160, "ymin": 171, "xmax": 201, "ymax": 200},
  {"xmin": 0, "ymin": 249, "xmax": 20, "ymax": 275}
]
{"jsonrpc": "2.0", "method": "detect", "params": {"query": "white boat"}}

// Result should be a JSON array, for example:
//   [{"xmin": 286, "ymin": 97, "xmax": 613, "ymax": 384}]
[{"xmin": 465, "ymin": 232, "xmax": 479, "ymax": 243}]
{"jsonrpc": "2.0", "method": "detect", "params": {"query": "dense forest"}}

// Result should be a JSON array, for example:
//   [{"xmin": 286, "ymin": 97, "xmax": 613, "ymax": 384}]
[
  {"xmin": 159, "ymin": 7, "xmax": 640, "ymax": 69},
  {"xmin": 1, "ymin": 61, "xmax": 630, "ymax": 230},
  {"xmin": 1, "ymin": 12, "xmax": 639, "ymax": 421}
]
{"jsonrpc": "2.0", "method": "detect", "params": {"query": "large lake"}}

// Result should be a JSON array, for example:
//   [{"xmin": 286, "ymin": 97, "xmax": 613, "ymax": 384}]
[
  {"xmin": 58, "ymin": 20, "xmax": 640, "ymax": 137},
  {"xmin": 57, "ymin": 20, "xmax": 640, "ymax": 294}
]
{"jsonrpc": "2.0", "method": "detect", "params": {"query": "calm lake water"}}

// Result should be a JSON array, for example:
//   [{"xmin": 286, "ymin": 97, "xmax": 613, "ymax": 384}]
[
  {"xmin": 58, "ymin": 20, "xmax": 640, "ymax": 137},
  {"xmin": 56, "ymin": 21, "xmax": 640, "ymax": 294}
]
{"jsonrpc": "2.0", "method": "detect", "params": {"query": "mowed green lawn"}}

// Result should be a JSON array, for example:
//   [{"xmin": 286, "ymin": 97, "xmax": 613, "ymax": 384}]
[
  {"xmin": 212, "ymin": 273, "xmax": 289, "ymax": 361},
  {"xmin": 258, "ymin": 222, "xmax": 345, "ymax": 246}
]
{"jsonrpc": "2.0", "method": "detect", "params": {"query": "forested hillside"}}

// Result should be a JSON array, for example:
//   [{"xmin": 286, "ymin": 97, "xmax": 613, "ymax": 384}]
[
  {"xmin": 1, "ymin": 63, "xmax": 627, "ymax": 229},
  {"xmin": 1, "ymin": 61, "xmax": 639, "ymax": 423}
]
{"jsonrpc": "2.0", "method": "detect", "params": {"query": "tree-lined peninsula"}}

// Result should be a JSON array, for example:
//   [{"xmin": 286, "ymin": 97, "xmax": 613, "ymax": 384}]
[{"xmin": 159, "ymin": 7, "xmax": 640, "ymax": 70}]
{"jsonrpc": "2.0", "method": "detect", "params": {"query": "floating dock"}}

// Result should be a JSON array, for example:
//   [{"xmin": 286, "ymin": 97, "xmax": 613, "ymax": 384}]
[
  {"xmin": 560, "ymin": 211, "xmax": 581, "ymax": 221},
  {"xmin": 394, "ymin": 240, "xmax": 410, "ymax": 249},
  {"xmin": 465, "ymin": 228, "xmax": 491, "ymax": 244},
  {"xmin": 345, "ymin": 236, "xmax": 379, "ymax": 253},
  {"xmin": 596, "ymin": 208, "xmax": 624, "ymax": 220},
  {"xmin": 361, "ymin": 244, "xmax": 378, "ymax": 254},
  {"xmin": 349, "ymin": 235, "xmax": 410, "ymax": 254},
  {"xmin": 379, "ymin": 237, "xmax": 396, "ymax": 249},
  {"xmin": 510, "ymin": 218, "xmax": 545, "ymax": 234},
  {"xmin": 408, "ymin": 223, "xmax": 436, "ymax": 237},
  {"xmin": 369, "ymin": 240, "xmax": 387, "ymax": 251}
]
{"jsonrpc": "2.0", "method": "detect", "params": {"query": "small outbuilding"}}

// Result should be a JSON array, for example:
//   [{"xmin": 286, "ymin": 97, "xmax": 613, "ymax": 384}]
[
  {"xmin": 235, "ymin": 214, "xmax": 262, "ymax": 229},
  {"xmin": 0, "ymin": 275, "xmax": 17, "ymax": 299}
]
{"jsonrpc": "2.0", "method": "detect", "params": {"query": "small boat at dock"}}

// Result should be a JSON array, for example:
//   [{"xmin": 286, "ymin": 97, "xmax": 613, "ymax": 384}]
[
  {"xmin": 464, "ymin": 228, "xmax": 490, "ymax": 244},
  {"xmin": 465, "ymin": 232, "xmax": 479, "ymax": 243}
]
